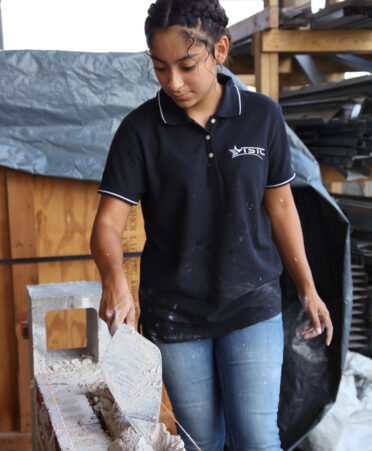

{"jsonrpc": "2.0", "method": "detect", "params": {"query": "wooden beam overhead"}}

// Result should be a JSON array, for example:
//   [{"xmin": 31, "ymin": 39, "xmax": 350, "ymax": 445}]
[
  {"xmin": 227, "ymin": 54, "xmax": 372, "ymax": 76},
  {"xmin": 227, "ymin": 55, "xmax": 294, "ymax": 75},
  {"xmin": 262, "ymin": 29, "xmax": 372, "ymax": 53},
  {"xmin": 229, "ymin": 6, "xmax": 279, "ymax": 43},
  {"xmin": 279, "ymin": 72, "xmax": 345, "ymax": 87}
]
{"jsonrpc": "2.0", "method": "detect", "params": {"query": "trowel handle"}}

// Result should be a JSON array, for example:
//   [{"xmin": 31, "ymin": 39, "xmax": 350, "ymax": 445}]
[{"xmin": 108, "ymin": 308, "xmax": 121, "ymax": 336}]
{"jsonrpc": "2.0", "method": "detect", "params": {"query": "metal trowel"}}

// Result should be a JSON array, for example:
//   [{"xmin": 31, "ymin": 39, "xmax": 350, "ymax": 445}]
[{"xmin": 101, "ymin": 324, "xmax": 162, "ymax": 443}]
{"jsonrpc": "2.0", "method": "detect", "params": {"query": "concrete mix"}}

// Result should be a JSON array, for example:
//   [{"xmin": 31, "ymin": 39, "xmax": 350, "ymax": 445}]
[{"xmin": 37, "ymin": 356, "xmax": 185, "ymax": 450}]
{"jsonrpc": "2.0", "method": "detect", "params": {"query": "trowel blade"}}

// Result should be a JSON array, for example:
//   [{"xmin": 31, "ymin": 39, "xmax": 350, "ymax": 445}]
[{"xmin": 101, "ymin": 324, "xmax": 162, "ymax": 442}]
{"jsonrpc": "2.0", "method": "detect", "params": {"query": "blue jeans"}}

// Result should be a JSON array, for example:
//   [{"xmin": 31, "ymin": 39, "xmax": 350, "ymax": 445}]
[{"xmin": 156, "ymin": 314, "xmax": 284, "ymax": 451}]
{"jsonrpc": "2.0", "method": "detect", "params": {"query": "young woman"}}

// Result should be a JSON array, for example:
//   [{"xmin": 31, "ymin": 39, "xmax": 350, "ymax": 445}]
[{"xmin": 91, "ymin": 1, "xmax": 333, "ymax": 449}]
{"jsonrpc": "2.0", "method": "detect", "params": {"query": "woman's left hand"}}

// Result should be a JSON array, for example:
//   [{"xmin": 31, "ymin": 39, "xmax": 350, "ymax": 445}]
[
  {"xmin": 262, "ymin": 185, "xmax": 334, "ymax": 347},
  {"xmin": 299, "ymin": 292, "xmax": 333, "ymax": 346}
]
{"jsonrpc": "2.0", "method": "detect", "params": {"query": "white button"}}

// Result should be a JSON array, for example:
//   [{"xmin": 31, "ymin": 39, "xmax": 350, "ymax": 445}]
[
  {"xmin": 208, "ymin": 153, "xmax": 214, "ymax": 158},
  {"xmin": 211, "ymin": 118, "xmax": 216, "ymax": 124},
  {"xmin": 206, "ymin": 135, "xmax": 211, "ymax": 140}
]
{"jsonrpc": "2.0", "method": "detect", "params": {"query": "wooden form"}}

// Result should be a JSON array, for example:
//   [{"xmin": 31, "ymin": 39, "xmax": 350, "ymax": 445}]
[
  {"xmin": 6, "ymin": 171, "xmax": 39, "ymax": 433},
  {"xmin": 0, "ymin": 432, "xmax": 31, "ymax": 450},
  {"xmin": 0, "ymin": 170, "xmax": 18, "ymax": 433},
  {"xmin": 0, "ymin": 167, "xmax": 175, "ymax": 440}
]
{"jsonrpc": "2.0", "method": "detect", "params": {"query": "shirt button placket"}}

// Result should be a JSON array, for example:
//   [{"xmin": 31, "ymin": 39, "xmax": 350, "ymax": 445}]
[{"xmin": 206, "ymin": 134, "xmax": 214, "ymax": 159}]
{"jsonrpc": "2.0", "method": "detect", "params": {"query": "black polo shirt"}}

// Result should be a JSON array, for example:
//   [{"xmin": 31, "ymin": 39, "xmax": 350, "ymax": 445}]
[{"xmin": 99, "ymin": 74, "xmax": 295, "ymax": 343}]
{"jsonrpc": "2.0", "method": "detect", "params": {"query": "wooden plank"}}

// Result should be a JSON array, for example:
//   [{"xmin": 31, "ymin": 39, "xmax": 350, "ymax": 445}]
[
  {"xmin": 321, "ymin": 164, "xmax": 372, "ymax": 183},
  {"xmin": 314, "ymin": 54, "xmax": 372, "ymax": 73},
  {"xmin": 262, "ymin": 29, "xmax": 372, "ymax": 53},
  {"xmin": 122, "ymin": 204, "xmax": 146, "ymax": 253},
  {"xmin": 33, "ymin": 176, "xmax": 100, "ymax": 256},
  {"xmin": 236, "ymin": 74, "xmax": 256, "ymax": 86},
  {"xmin": 229, "ymin": 6, "xmax": 279, "ymax": 43},
  {"xmin": 159, "ymin": 385, "xmax": 177, "ymax": 436},
  {"xmin": 0, "ymin": 168, "xmax": 18, "ymax": 432},
  {"xmin": 0, "ymin": 432, "xmax": 31, "ymax": 450},
  {"xmin": 38, "ymin": 260, "xmax": 100, "ymax": 284},
  {"xmin": 226, "ymin": 56, "xmax": 254, "ymax": 75},
  {"xmin": 34, "ymin": 176, "xmax": 145, "ymax": 351},
  {"xmin": 46, "ymin": 308, "xmax": 87, "ymax": 350},
  {"xmin": 279, "ymin": 57, "xmax": 293, "ymax": 74},
  {"xmin": 281, "ymin": 0, "xmax": 309, "ymax": 6},
  {"xmin": 253, "ymin": 32, "xmax": 279, "ymax": 101},
  {"xmin": 226, "ymin": 53, "xmax": 372, "ymax": 77},
  {"xmin": 3, "ymin": 172, "xmax": 146, "ymax": 431},
  {"xmin": 227, "ymin": 56, "xmax": 292, "ymax": 76},
  {"xmin": 325, "ymin": 182, "xmax": 343, "ymax": 195},
  {"xmin": 33, "ymin": 175, "xmax": 145, "ymax": 256},
  {"xmin": 280, "ymin": 71, "xmax": 345, "ymax": 87},
  {"xmin": 0, "ymin": 267, "xmax": 18, "ymax": 431},
  {"xmin": 6, "ymin": 170, "xmax": 39, "ymax": 433}
]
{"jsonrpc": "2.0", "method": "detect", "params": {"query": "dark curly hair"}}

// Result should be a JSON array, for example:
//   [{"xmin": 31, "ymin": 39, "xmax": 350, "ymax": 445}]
[{"xmin": 144, "ymin": 0, "xmax": 231, "ymax": 56}]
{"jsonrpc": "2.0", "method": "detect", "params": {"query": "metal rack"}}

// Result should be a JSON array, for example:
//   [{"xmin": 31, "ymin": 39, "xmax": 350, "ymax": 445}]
[
  {"xmin": 334, "ymin": 194, "xmax": 372, "ymax": 350},
  {"xmin": 226, "ymin": 0, "xmax": 372, "ymax": 183}
]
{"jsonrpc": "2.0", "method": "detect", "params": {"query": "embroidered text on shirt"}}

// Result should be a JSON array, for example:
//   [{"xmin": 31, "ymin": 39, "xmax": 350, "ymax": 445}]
[{"xmin": 228, "ymin": 146, "xmax": 266, "ymax": 160}]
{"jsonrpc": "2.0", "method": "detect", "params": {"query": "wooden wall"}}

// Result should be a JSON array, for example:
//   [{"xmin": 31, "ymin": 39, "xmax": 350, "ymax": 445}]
[
  {"xmin": 0, "ymin": 167, "xmax": 176, "ymax": 438},
  {"xmin": 0, "ymin": 169, "xmax": 18, "ymax": 431}
]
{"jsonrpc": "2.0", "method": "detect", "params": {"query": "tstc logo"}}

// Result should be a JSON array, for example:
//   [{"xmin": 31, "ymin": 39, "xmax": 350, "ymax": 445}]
[{"xmin": 228, "ymin": 146, "xmax": 266, "ymax": 160}]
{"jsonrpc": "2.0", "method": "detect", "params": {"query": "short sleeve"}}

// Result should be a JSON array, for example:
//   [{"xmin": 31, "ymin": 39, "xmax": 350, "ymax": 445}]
[
  {"xmin": 266, "ymin": 104, "xmax": 295, "ymax": 188},
  {"xmin": 98, "ymin": 117, "xmax": 146, "ymax": 205}
]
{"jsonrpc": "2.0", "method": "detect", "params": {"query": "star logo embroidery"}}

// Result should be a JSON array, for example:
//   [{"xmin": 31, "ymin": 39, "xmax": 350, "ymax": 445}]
[{"xmin": 228, "ymin": 146, "xmax": 266, "ymax": 160}]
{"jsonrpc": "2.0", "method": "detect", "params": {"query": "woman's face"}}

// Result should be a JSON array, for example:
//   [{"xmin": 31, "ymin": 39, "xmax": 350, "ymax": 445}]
[{"xmin": 150, "ymin": 26, "xmax": 226, "ymax": 115}]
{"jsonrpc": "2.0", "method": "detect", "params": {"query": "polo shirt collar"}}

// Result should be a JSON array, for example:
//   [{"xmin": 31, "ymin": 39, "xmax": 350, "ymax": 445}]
[{"xmin": 157, "ymin": 73, "xmax": 242, "ymax": 126}]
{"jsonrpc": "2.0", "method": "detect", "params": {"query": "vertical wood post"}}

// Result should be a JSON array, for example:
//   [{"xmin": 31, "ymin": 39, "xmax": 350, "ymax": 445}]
[
  {"xmin": 264, "ymin": 0, "xmax": 279, "ymax": 6},
  {"xmin": 0, "ymin": 168, "xmax": 19, "ymax": 432},
  {"xmin": 253, "ymin": 0, "xmax": 279, "ymax": 101},
  {"xmin": 253, "ymin": 31, "xmax": 279, "ymax": 101},
  {"xmin": 6, "ymin": 170, "xmax": 39, "ymax": 432}
]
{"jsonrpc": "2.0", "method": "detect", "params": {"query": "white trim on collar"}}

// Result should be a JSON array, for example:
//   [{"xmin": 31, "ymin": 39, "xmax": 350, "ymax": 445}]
[
  {"xmin": 234, "ymin": 84, "xmax": 242, "ymax": 115},
  {"xmin": 157, "ymin": 91, "xmax": 167, "ymax": 124}
]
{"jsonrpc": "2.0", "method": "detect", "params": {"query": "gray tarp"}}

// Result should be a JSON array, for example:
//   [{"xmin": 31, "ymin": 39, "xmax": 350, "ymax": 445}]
[
  {"xmin": 0, "ymin": 50, "xmax": 159, "ymax": 180},
  {"xmin": 0, "ymin": 50, "xmax": 352, "ymax": 449}
]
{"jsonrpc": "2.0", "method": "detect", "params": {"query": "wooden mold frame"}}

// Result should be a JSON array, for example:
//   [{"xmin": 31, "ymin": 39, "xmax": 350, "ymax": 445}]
[{"xmin": 0, "ymin": 167, "xmax": 176, "ymax": 446}]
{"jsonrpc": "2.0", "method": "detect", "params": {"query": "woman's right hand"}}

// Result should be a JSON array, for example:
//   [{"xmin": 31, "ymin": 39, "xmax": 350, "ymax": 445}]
[
  {"xmin": 91, "ymin": 195, "xmax": 135, "ymax": 336},
  {"xmin": 99, "ymin": 279, "xmax": 136, "ymax": 335}
]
